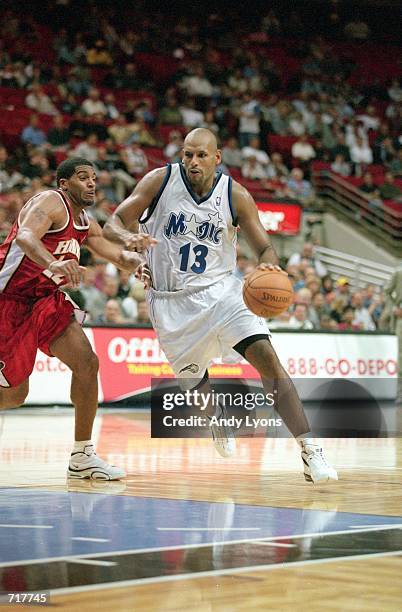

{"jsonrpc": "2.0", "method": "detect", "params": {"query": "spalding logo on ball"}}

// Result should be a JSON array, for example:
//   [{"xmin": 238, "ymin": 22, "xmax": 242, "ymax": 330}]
[{"xmin": 243, "ymin": 269, "xmax": 294, "ymax": 318}]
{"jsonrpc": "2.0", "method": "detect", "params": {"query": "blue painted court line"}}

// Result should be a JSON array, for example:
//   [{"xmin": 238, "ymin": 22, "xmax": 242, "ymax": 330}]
[{"xmin": 0, "ymin": 489, "xmax": 401, "ymax": 564}]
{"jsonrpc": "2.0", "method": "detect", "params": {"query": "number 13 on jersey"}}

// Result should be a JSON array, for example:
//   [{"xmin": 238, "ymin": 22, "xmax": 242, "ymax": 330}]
[{"xmin": 179, "ymin": 242, "xmax": 209, "ymax": 274}]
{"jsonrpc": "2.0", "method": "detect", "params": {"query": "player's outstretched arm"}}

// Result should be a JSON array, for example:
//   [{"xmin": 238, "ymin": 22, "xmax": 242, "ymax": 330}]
[
  {"xmin": 86, "ymin": 220, "xmax": 144, "ymax": 272},
  {"xmin": 233, "ymin": 181, "xmax": 280, "ymax": 269},
  {"xmin": 103, "ymin": 168, "xmax": 165, "ymax": 251},
  {"xmin": 16, "ymin": 191, "xmax": 84, "ymax": 288}
]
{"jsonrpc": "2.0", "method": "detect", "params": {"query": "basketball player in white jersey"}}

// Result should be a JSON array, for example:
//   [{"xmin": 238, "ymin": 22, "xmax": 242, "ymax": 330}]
[{"xmin": 104, "ymin": 129, "xmax": 337, "ymax": 483}]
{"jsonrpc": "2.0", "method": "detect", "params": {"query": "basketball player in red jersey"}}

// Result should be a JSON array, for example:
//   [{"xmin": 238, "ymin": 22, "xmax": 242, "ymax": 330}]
[{"xmin": 0, "ymin": 157, "xmax": 155, "ymax": 480}]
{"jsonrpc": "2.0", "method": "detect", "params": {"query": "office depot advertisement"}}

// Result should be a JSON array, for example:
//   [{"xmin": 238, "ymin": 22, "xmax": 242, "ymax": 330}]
[{"xmin": 26, "ymin": 328, "xmax": 397, "ymax": 404}]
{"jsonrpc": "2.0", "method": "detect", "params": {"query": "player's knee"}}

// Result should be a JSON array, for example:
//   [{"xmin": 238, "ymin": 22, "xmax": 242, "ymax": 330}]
[
  {"xmin": 247, "ymin": 340, "xmax": 283, "ymax": 377},
  {"xmin": 83, "ymin": 350, "xmax": 99, "ymax": 377},
  {"xmin": 0, "ymin": 388, "xmax": 28, "ymax": 409}
]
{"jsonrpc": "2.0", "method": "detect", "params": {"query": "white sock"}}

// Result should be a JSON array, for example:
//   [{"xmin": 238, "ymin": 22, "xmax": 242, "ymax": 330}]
[
  {"xmin": 296, "ymin": 434, "xmax": 317, "ymax": 448},
  {"xmin": 72, "ymin": 440, "xmax": 93, "ymax": 454}
]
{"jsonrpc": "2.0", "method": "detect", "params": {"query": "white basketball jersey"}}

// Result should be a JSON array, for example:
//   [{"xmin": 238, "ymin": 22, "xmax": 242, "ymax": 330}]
[{"xmin": 139, "ymin": 163, "xmax": 238, "ymax": 291}]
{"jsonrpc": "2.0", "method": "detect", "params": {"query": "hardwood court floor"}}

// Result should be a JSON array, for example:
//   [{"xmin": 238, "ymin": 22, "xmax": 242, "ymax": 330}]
[{"xmin": 0, "ymin": 408, "xmax": 401, "ymax": 611}]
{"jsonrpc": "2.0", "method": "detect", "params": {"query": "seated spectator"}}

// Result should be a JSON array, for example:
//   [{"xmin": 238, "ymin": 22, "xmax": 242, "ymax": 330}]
[
  {"xmin": 134, "ymin": 100, "xmax": 155, "ymax": 126},
  {"xmin": 379, "ymin": 172, "xmax": 402, "ymax": 201},
  {"xmin": 288, "ymin": 303, "xmax": 314, "ymax": 329},
  {"xmin": 351, "ymin": 291, "xmax": 376, "ymax": 330},
  {"xmin": 349, "ymin": 136, "xmax": 373, "ymax": 171},
  {"xmin": 0, "ymin": 146, "xmax": 24, "ymax": 192},
  {"xmin": 86, "ymin": 39, "xmax": 113, "ymax": 66},
  {"xmin": 80, "ymin": 267, "xmax": 106, "ymax": 321},
  {"xmin": 241, "ymin": 155, "xmax": 267, "ymax": 180},
  {"xmin": 133, "ymin": 300, "xmax": 152, "ymax": 327},
  {"xmin": 338, "ymin": 305, "xmax": 361, "ymax": 330},
  {"xmin": 20, "ymin": 149, "xmax": 50, "ymax": 180},
  {"xmin": 164, "ymin": 131, "xmax": 183, "ymax": 162},
  {"xmin": 95, "ymin": 299, "xmax": 128, "ymax": 325},
  {"xmin": 344, "ymin": 18, "xmax": 371, "ymax": 41},
  {"xmin": 86, "ymin": 196, "xmax": 113, "ymax": 225},
  {"xmin": 126, "ymin": 119, "xmax": 157, "ymax": 147},
  {"xmin": 81, "ymin": 88, "xmax": 107, "ymax": 117},
  {"xmin": 122, "ymin": 142, "xmax": 148, "ymax": 176},
  {"xmin": 108, "ymin": 114, "xmax": 139, "ymax": 145},
  {"xmin": 104, "ymin": 93, "xmax": 120, "ymax": 120},
  {"xmin": 389, "ymin": 149, "xmax": 402, "ymax": 177},
  {"xmin": 319, "ymin": 313, "xmax": 338, "ymax": 331},
  {"xmin": 387, "ymin": 79, "xmax": 402, "ymax": 103},
  {"xmin": 159, "ymin": 97, "xmax": 183, "ymax": 125},
  {"xmin": 331, "ymin": 154, "xmax": 351, "ymax": 177},
  {"xmin": 21, "ymin": 115, "xmax": 48, "ymax": 148},
  {"xmin": 221, "ymin": 137, "xmax": 243, "ymax": 168},
  {"xmin": 201, "ymin": 110, "xmax": 219, "ymax": 135},
  {"xmin": 291, "ymin": 134, "xmax": 316, "ymax": 163},
  {"xmin": 331, "ymin": 133, "xmax": 351, "ymax": 162},
  {"xmin": 181, "ymin": 65, "xmax": 214, "ymax": 98},
  {"xmin": 267, "ymin": 310, "xmax": 292, "ymax": 329},
  {"xmin": 286, "ymin": 168, "xmax": 314, "ymax": 203},
  {"xmin": 334, "ymin": 277, "xmax": 351, "ymax": 307},
  {"xmin": 95, "ymin": 145, "xmax": 135, "ymax": 200},
  {"xmin": 267, "ymin": 152, "xmax": 289, "ymax": 180},
  {"xmin": 356, "ymin": 105, "xmax": 380, "ymax": 132},
  {"xmin": 321, "ymin": 274, "xmax": 334, "ymax": 294},
  {"xmin": 86, "ymin": 113, "xmax": 109, "ymax": 142},
  {"xmin": 118, "ymin": 63, "xmax": 144, "ymax": 90},
  {"xmin": 180, "ymin": 98, "xmax": 204, "ymax": 128},
  {"xmin": 97, "ymin": 170, "xmax": 119, "ymax": 205},
  {"xmin": 288, "ymin": 242, "xmax": 327, "ymax": 277},
  {"xmin": 238, "ymin": 92, "xmax": 261, "ymax": 147},
  {"xmin": 73, "ymin": 133, "xmax": 99, "ymax": 162},
  {"xmin": 25, "ymin": 83, "xmax": 58, "ymax": 116},
  {"xmin": 47, "ymin": 115, "xmax": 70, "ymax": 149},
  {"xmin": 359, "ymin": 172, "xmax": 380, "ymax": 197},
  {"xmin": 288, "ymin": 111, "xmax": 306, "ymax": 136},
  {"xmin": 242, "ymin": 137, "xmax": 270, "ymax": 166},
  {"xmin": 67, "ymin": 109, "xmax": 86, "ymax": 140}
]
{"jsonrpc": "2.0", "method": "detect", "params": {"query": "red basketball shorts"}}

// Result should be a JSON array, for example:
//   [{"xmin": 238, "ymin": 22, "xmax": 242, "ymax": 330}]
[{"xmin": 0, "ymin": 291, "xmax": 78, "ymax": 388}]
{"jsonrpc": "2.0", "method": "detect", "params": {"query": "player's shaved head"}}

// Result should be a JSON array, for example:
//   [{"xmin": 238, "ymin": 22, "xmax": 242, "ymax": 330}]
[
  {"xmin": 184, "ymin": 128, "xmax": 218, "ymax": 152},
  {"xmin": 182, "ymin": 128, "xmax": 221, "ymax": 195}
]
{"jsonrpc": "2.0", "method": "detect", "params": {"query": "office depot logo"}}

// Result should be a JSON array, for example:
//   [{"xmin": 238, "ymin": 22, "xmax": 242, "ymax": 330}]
[{"xmin": 107, "ymin": 336, "xmax": 168, "ymax": 364}]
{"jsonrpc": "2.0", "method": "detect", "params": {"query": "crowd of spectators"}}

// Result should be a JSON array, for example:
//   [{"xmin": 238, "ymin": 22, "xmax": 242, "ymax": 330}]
[{"xmin": 0, "ymin": 1, "xmax": 399, "ymax": 328}]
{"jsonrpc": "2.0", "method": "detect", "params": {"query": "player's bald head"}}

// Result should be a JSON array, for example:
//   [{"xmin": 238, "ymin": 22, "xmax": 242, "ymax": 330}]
[{"xmin": 184, "ymin": 128, "xmax": 218, "ymax": 153}]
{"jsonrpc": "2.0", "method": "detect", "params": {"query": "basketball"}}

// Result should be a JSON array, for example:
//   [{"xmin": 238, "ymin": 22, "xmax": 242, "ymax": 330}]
[{"xmin": 243, "ymin": 269, "xmax": 294, "ymax": 318}]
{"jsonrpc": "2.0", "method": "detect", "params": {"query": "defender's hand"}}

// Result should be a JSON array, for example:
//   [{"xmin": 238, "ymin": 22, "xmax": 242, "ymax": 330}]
[
  {"xmin": 135, "ymin": 263, "xmax": 152, "ymax": 289},
  {"xmin": 49, "ymin": 259, "xmax": 85, "ymax": 289},
  {"xmin": 124, "ymin": 233, "xmax": 158, "ymax": 252},
  {"xmin": 121, "ymin": 251, "xmax": 144, "ymax": 273}
]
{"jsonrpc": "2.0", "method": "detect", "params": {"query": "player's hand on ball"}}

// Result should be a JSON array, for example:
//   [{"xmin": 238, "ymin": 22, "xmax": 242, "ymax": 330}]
[
  {"xmin": 135, "ymin": 263, "xmax": 152, "ymax": 289},
  {"xmin": 255, "ymin": 263, "xmax": 285, "ymax": 273},
  {"xmin": 49, "ymin": 259, "xmax": 85, "ymax": 289},
  {"xmin": 244, "ymin": 263, "xmax": 285, "ymax": 283},
  {"xmin": 124, "ymin": 233, "xmax": 158, "ymax": 252}
]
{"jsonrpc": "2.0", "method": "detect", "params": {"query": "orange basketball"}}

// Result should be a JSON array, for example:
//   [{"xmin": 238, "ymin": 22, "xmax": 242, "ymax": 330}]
[{"xmin": 243, "ymin": 269, "xmax": 293, "ymax": 318}]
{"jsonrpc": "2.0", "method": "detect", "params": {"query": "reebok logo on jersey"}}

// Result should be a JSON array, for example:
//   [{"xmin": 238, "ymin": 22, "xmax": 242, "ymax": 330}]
[{"xmin": 164, "ymin": 211, "xmax": 223, "ymax": 244}]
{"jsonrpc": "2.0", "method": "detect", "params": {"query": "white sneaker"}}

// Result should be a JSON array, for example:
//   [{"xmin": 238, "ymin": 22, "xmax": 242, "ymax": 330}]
[
  {"xmin": 67, "ymin": 444, "xmax": 126, "ymax": 480},
  {"xmin": 208, "ymin": 406, "xmax": 236, "ymax": 458},
  {"xmin": 301, "ymin": 444, "xmax": 338, "ymax": 483}
]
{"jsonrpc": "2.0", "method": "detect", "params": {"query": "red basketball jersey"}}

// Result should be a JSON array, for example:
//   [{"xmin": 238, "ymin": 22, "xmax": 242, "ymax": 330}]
[{"xmin": 0, "ymin": 189, "xmax": 89, "ymax": 299}]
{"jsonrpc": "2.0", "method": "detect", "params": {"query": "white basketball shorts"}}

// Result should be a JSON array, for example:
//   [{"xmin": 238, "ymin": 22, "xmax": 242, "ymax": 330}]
[{"xmin": 147, "ymin": 273, "xmax": 270, "ymax": 383}]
